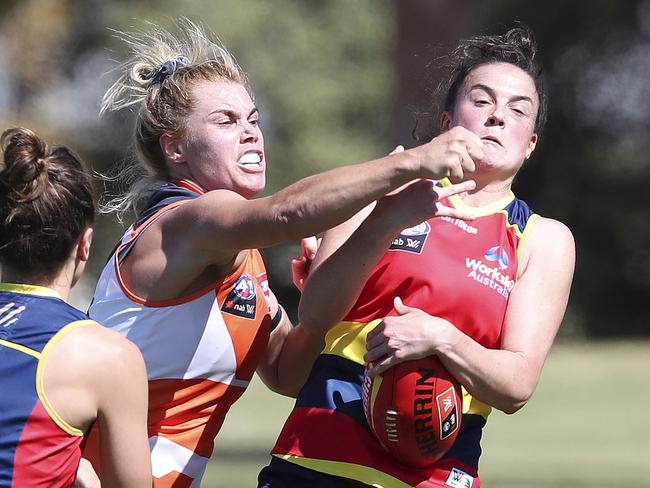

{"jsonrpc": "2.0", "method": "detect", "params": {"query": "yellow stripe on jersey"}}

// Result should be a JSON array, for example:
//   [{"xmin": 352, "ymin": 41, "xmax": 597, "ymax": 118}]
[
  {"xmin": 0, "ymin": 283, "xmax": 62, "ymax": 299},
  {"xmin": 441, "ymin": 178, "xmax": 517, "ymax": 217},
  {"xmin": 323, "ymin": 320, "xmax": 382, "ymax": 365},
  {"xmin": 441, "ymin": 177, "xmax": 536, "ymax": 239},
  {"xmin": 516, "ymin": 213, "xmax": 539, "ymax": 277},
  {"xmin": 0, "ymin": 339, "xmax": 41, "ymax": 359},
  {"xmin": 462, "ymin": 387, "xmax": 492, "ymax": 418},
  {"xmin": 274, "ymin": 454, "xmax": 412, "ymax": 488},
  {"xmin": 323, "ymin": 321, "xmax": 492, "ymax": 419},
  {"xmin": 36, "ymin": 320, "xmax": 96, "ymax": 436}
]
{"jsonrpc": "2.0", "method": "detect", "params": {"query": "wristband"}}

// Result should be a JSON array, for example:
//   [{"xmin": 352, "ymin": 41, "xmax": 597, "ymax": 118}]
[{"xmin": 270, "ymin": 306, "xmax": 283, "ymax": 331}]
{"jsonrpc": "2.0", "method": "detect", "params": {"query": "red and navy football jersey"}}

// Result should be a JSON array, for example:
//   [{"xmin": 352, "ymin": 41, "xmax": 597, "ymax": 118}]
[
  {"xmin": 0, "ymin": 284, "xmax": 93, "ymax": 487},
  {"xmin": 268, "ymin": 189, "xmax": 538, "ymax": 487}
]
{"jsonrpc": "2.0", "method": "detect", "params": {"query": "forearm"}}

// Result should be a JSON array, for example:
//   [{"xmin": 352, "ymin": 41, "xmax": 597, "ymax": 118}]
[
  {"xmin": 437, "ymin": 325, "xmax": 541, "ymax": 414},
  {"xmin": 275, "ymin": 325, "xmax": 325, "ymax": 397},
  {"xmin": 266, "ymin": 151, "xmax": 418, "ymax": 241},
  {"xmin": 271, "ymin": 127, "xmax": 481, "ymax": 239},
  {"xmin": 299, "ymin": 211, "xmax": 399, "ymax": 334},
  {"xmin": 258, "ymin": 320, "xmax": 324, "ymax": 397}
]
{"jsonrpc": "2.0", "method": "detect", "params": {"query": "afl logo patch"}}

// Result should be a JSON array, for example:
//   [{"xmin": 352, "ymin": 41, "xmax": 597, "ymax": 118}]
[
  {"xmin": 221, "ymin": 274, "xmax": 257, "ymax": 319},
  {"xmin": 389, "ymin": 222, "xmax": 430, "ymax": 254}
]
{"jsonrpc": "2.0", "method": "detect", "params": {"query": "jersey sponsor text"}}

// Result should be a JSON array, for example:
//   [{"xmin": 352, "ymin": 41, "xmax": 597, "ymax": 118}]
[
  {"xmin": 465, "ymin": 257, "xmax": 515, "ymax": 298},
  {"xmin": 440, "ymin": 216, "xmax": 478, "ymax": 235}
]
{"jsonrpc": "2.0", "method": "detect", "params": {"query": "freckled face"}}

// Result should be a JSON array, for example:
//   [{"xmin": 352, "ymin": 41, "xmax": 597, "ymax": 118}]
[
  {"xmin": 176, "ymin": 80, "xmax": 265, "ymax": 198},
  {"xmin": 442, "ymin": 62, "xmax": 540, "ymax": 176}
]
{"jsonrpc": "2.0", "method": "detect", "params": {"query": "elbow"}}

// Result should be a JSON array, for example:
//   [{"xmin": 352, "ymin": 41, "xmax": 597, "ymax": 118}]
[
  {"xmin": 265, "ymin": 381, "xmax": 300, "ymax": 399},
  {"xmin": 298, "ymin": 298, "xmax": 333, "ymax": 336},
  {"xmin": 497, "ymin": 386, "xmax": 535, "ymax": 415},
  {"xmin": 258, "ymin": 368, "xmax": 299, "ymax": 399},
  {"xmin": 500, "ymin": 399, "xmax": 527, "ymax": 415},
  {"xmin": 298, "ymin": 310, "xmax": 338, "ymax": 338}
]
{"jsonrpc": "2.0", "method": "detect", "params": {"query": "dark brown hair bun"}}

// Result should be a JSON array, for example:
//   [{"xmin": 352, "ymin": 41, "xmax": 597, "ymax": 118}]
[{"xmin": 0, "ymin": 127, "xmax": 95, "ymax": 279}]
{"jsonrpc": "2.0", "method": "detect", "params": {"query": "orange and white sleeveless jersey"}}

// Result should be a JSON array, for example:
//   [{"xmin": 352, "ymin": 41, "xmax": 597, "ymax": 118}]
[{"xmin": 89, "ymin": 180, "xmax": 272, "ymax": 487}]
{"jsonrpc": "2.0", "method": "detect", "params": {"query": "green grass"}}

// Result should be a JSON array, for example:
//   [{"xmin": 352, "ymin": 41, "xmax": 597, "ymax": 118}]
[{"xmin": 204, "ymin": 341, "xmax": 650, "ymax": 487}]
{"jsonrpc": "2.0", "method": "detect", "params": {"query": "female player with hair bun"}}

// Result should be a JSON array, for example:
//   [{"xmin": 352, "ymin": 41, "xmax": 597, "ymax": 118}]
[
  {"xmin": 88, "ymin": 18, "xmax": 483, "ymax": 487},
  {"xmin": 0, "ymin": 127, "xmax": 151, "ymax": 487},
  {"xmin": 261, "ymin": 25, "xmax": 575, "ymax": 487}
]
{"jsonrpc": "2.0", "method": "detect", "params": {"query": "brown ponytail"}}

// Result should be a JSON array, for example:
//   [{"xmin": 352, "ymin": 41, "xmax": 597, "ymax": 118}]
[{"xmin": 0, "ymin": 127, "xmax": 95, "ymax": 279}]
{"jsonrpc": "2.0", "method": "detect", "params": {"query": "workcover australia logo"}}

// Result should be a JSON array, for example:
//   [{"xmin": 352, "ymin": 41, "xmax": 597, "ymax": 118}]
[
  {"xmin": 465, "ymin": 246, "xmax": 515, "ymax": 299},
  {"xmin": 389, "ymin": 222, "xmax": 430, "ymax": 254},
  {"xmin": 221, "ymin": 274, "xmax": 257, "ymax": 319}
]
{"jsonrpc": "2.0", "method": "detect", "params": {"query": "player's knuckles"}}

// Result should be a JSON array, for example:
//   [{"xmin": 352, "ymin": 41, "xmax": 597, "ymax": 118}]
[
  {"xmin": 446, "ymin": 139, "xmax": 464, "ymax": 154},
  {"xmin": 364, "ymin": 351, "xmax": 377, "ymax": 362},
  {"xmin": 446, "ymin": 126, "xmax": 466, "ymax": 139},
  {"xmin": 386, "ymin": 338, "xmax": 400, "ymax": 350}
]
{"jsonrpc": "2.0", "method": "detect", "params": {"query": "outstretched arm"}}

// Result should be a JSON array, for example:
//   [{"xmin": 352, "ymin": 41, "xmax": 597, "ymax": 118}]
[
  {"xmin": 171, "ymin": 127, "xmax": 483, "ymax": 264},
  {"xmin": 364, "ymin": 217, "xmax": 575, "ymax": 414},
  {"xmin": 124, "ymin": 135, "xmax": 482, "ymax": 301}
]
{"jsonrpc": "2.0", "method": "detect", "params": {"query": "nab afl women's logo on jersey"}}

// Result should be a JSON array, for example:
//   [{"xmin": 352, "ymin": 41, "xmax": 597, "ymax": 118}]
[
  {"xmin": 221, "ymin": 274, "xmax": 257, "ymax": 319},
  {"xmin": 389, "ymin": 222, "xmax": 431, "ymax": 254}
]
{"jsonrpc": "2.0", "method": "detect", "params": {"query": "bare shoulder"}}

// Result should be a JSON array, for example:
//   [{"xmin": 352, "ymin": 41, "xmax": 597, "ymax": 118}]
[
  {"xmin": 170, "ymin": 188, "xmax": 250, "ymax": 224},
  {"xmin": 523, "ymin": 216, "xmax": 575, "ymax": 277},
  {"xmin": 56, "ymin": 322, "xmax": 145, "ymax": 377},
  {"xmin": 160, "ymin": 188, "xmax": 268, "ymax": 256},
  {"xmin": 528, "ymin": 216, "xmax": 575, "ymax": 254},
  {"xmin": 147, "ymin": 188, "xmax": 247, "ymax": 247}
]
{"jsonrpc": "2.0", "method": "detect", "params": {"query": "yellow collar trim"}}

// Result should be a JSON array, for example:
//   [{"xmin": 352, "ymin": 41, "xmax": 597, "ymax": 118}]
[
  {"xmin": 0, "ymin": 283, "xmax": 62, "ymax": 299},
  {"xmin": 440, "ymin": 178, "xmax": 516, "ymax": 217}
]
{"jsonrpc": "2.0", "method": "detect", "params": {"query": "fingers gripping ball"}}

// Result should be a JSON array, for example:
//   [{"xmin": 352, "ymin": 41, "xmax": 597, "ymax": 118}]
[{"xmin": 362, "ymin": 355, "xmax": 462, "ymax": 467}]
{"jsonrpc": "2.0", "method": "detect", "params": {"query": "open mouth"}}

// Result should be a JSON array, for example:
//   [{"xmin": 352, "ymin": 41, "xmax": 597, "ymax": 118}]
[
  {"xmin": 481, "ymin": 136, "xmax": 502, "ymax": 147},
  {"xmin": 238, "ymin": 151, "xmax": 263, "ymax": 165}
]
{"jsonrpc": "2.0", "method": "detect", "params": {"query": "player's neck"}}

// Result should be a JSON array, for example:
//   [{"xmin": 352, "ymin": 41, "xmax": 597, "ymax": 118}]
[
  {"xmin": 460, "ymin": 177, "xmax": 514, "ymax": 208},
  {"xmin": 2, "ymin": 265, "xmax": 73, "ymax": 302}
]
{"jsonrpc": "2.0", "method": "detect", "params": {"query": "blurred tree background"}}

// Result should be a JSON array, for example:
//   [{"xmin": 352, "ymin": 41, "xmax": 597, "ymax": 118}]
[{"xmin": 0, "ymin": 0, "xmax": 648, "ymax": 342}]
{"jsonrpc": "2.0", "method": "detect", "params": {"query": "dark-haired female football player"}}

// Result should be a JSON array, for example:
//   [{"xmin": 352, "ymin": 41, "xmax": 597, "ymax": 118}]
[
  {"xmin": 0, "ymin": 127, "xmax": 151, "ymax": 487},
  {"xmin": 260, "ymin": 25, "xmax": 575, "ymax": 488}
]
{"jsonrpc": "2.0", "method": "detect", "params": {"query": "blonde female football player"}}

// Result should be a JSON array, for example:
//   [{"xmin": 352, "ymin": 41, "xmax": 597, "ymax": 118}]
[{"xmin": 88, "ymin": 19, "xmax": 482, "ymax": 487}]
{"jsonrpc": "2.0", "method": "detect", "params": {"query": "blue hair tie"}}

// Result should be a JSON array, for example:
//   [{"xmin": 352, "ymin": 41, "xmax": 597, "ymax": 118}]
[{"xmin": 147, "ymin": 56, "xmax": 190, "ymax": 85}]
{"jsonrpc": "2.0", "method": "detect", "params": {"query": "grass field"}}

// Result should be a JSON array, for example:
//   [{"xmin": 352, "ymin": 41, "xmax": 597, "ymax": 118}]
[{"xmin": 205, "ymin": 341, "xmax": 650, "ymax": 487}]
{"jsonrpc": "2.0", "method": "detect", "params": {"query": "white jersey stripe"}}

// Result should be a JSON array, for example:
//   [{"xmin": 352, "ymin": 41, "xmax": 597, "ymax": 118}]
[{"xmin": 149, "ymin": 435, "xmax": 209, "ymax": 480}]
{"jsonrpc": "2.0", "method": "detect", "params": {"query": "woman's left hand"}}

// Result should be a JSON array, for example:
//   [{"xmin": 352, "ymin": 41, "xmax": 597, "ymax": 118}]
[
  {"xmin": 364, "ymin": 297, "xmax": 453, "ymax": 377},
  {"xmin": 291, "ymin": 236, "xmax": 320, "ymax": 292}
]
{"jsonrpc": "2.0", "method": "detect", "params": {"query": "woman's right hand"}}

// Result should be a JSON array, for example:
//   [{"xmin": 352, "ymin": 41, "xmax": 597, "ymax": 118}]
[{"xmin": 410, "ymin": 126, "xmax": 484, "ymax": 181}]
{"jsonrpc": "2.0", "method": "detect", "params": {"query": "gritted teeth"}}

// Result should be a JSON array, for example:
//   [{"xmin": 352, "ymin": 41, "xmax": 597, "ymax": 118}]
[{"xmin": 239, "ymin": 152, "xmax": 262, "ymax": 165}]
